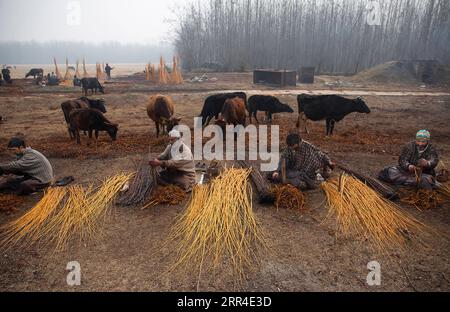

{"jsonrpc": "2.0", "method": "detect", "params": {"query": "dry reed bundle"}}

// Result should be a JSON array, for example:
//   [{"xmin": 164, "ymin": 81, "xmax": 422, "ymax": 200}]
[
  {"xmin": 0, "ymin": 187, "xmax": 67, "ymax": 250},
  {"xmin": 168, "ymin": 168, "xmax": 266, "ymax": 283},
  {"xmin": 171, "ymin": 56, "xmax": 183, "ymax": 84},
  {"xmin": 321, "ymin": 174, "xmax": 428, "ymax": 253},
  {"xmin": 116, "ymin": 161, "xmax": 157, "ymax": 206},
  {"xmin": 75, "ymin": 60, "xmax": 81, "ymax": 77},
  {"xmin": 142, "ymin": 185, "xmax": 186, "ymax": 209},
  {"xmin": 53, "ymin": 57, "xmax": 62, "ymax": 81},
  {"xmin": 150, "ymin": 64, "xmax": 156, "ymax": 82},
  {"xmin": 0, "ymin": 194, "xmax": 24, "ymax": 213},
  {"xmin": 271, "ymin": 184, "xmax": 305, "ymax": 210},
  {"xmin": 82, "ymin": 58, "xmax": 89, "ymax": 78},
  {"xmin": 158, "ymin": 56, "xmax": 169, "ymax": 84},
  {"xmin": 63, "ymin": 58, "xmax": 72, "ymax": 81},
  {"xmin": 398, "ymin": 188, "xmax": 443, "ymax": 210},
  {"xmin": 146, "ymin": 63, "xmax": 150, "ymax": 81}
]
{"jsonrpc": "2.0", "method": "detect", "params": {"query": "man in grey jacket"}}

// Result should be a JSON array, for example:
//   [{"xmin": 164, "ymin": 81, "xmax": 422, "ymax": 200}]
[{"xmin": 0, "ymin": 137, "xmax": 54, "ymax": 195}]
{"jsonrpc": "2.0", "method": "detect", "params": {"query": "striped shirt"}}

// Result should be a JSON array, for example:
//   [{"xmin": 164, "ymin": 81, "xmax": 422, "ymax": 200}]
[{"xmin": 0, "ymin": 147, "xmax": 54, "ymax": 183}]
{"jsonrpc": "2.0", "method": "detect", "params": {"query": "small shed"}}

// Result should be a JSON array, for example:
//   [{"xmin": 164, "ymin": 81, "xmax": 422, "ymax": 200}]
[
  {"xmin": 253, "ymin": 69, "xmax": 297, "ymax": 86},
  {"xmin": 298, "ymin": 67, "xmax": 315, "ymax": 83}
]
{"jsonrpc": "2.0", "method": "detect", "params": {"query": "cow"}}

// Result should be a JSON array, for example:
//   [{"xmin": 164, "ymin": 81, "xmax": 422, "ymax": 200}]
[
  {"xmin": 199, "ymin": 92, "xmax": 247, "ymax": 126},
  {"xmin": 68, "ymin": 108, "xmax": 118, "ymax": 145},
  {"xmin": 221, "ymin": 97, "xmax": 247, "ymax": 126},
  {"xmin": 1, "ymin": 68, "xmax": 12, "ymax": 84},
  {"xmin": 247, "ymin": 95, "xmax": 294, "ymax": 123},
  {"xmin": 61, "ymin": 97, "xmax": 107, "ymax": 139},
  {"xmin": 146, "ymin": 94, "xmax": 181, "ymax": 137},
  {"xmin": 81, "ymin": 77, "xmax": 104, "ymax": 96},
  {"xmin": 296, "ymin": 94, "xmax": 371, "ymax": 135},
  {"xmin": 25, "ymin": 68, "xmax": 43, "ymax": 79}
]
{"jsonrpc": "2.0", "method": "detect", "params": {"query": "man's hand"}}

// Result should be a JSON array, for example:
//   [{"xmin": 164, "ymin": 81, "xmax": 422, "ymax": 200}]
[
  {"xmin": 408, "ymin": 164, "xmax": 417, "ymax": 173},
  {"xmin": 418, "ymin": 158, "xmax": 429, "ymax": 168},
  {"xmin": 272, "ymin": 172, "xmax": 279, "ymax": 180},
  {"xmin": 328, "ymin": 161, "xmax": 336, "ymax": 170},
  {"xmin": 149, "ymin": 159, "xmax": 162, "ymax": 167}
]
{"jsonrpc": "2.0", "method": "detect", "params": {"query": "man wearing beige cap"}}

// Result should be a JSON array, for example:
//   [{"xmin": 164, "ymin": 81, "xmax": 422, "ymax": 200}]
[
  {"xmin": 149, "ymin": 129, "xmax": 196, "ymax": 192},
  {"xmin": 378, "ymin": 130, "xmax": 439, "ymax": 190}
]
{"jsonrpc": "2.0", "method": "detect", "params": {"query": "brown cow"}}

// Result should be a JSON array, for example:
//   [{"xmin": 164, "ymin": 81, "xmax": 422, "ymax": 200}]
[
  {"xmin": 68, "ymin": 108, "xmax": 118, "ymax": 145},
  {"xmin": 146, "ymin": 94, "xmax": 181, "ymax": 137},
  {"xmin": 61, "ymin": 97, "xmax": 106, "ymax": 139},
  {"xmin": 221, "ymin": 97, "xmax": 246, "ymax": 126}
]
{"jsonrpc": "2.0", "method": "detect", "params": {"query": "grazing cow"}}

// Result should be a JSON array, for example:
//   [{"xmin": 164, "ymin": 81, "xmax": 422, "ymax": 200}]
[
  {"xmin": 68, "ymin": 108, "xmax": 118, "ymax": 145},
  {"xmin": 25, "ymin": 68, "xmax": 44, "ymax": 79},
  {"xmin": 296, "ymin": 94, "xmax": 370, "ymax": 135},
  {"xmin": 61, "ymin": 97, "xmax": 107, "ymax": 139},
  {"xmin": 1, "ymin": 68, "xmax": 12, "ymax": 84},
  {"xmin": 199, "ymin": 92, "xmax": 247, "ymax": 126},
  {"xmin": 247, "ymin": 95, "xmax": 294, "ymax": 123},
  {"xmin": 221, "ymin": 97, "xmax": 247, "ymax": 126},
  {"xmin": 81, "ymin": 77, "xmax": 104, "ymax": 96},
  {"xmin": 146, "ymin": 94, "xmax": 181, "ymax": 137}
]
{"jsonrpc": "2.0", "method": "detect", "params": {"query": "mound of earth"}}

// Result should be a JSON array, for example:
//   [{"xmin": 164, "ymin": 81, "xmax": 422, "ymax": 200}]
[{"xmin": 350, "ymin": 60, "xmax": 450, "ymax": 84}]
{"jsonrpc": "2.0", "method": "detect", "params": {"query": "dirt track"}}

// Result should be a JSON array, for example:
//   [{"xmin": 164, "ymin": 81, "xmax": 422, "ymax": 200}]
[{"xmin": 0, "ymin": 72, "xmax": 449, "ymax": 291}]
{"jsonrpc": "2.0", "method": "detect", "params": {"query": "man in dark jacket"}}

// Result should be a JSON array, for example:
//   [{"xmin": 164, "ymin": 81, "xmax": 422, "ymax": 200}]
[
  {"xmin": 378, "ymin": 130, "xmax": 439, "ymax": 190},
  {"xmin": 0, "ymin": 138, "xmax": 54, "ymax": 195}
]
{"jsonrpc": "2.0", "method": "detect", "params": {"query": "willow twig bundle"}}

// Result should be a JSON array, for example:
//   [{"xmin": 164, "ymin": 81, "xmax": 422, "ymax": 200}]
[
  {"xmin": 321, "ymin": 174, "xmax": 429, "ymax": 253},
  {"xmin": 235, "ymin": 160, "xmax": 273, "ymax": 203},
  {"xmin": 398, "ymin": 188, "xmax": 443, "ymax": 210},
  {"xmin": 63, "ymin": 58, "xmax": 72, "ymax": 81},
  {"xmin": 117, "ymin": 161, "xmax": 157, "ymax": 206},
  {"xmin": 82, "ymin": 58, "xmax": 89, "ymax": 78},
  {"xmin": 168, "ymin": 168, "xmax": 266, "ymax": 283},
  {"xmin": 437, "ymin": 182, "xmax": 450, "ymax": 199},
  {"xmin": 53, "ymin": 57, "xmax": 62, "ymax": 81},
  {"xmin": 271, "ymin": 184, "xmax": 305, "ymax": 210},
  {"xmin": 0, "ymin": 187, "xmax": 67, "ymax": 250},
  {"xmin": 75, "ymin": 60, "xmax": 81, "ymax": 77},
  {"xmin": 142, "ymin": 185, "xmax": 186, "ymax": 209}
]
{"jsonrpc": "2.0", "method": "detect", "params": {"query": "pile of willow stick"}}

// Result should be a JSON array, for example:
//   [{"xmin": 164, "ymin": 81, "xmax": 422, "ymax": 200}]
[
  {"xmin": 116, "ymin": 159, "xmax": 157, "ymax": 206},
  {"xmin": 168, "ymin": 168, "xmax": 266, "ymax": 284},
  {"xmin": 0, "ymin": 173, "xmax": 132, "ymax": 251},
  {"xmin": 271, "ymin": 184, "xmax": 305, "ymax": 210},
  {"xmin": 142, "ymin": 185, "xmax": 186, "ymax": 209},
  {"xmin": 321, "ymin": 173, "xmax": 430, "ymax": 253}
]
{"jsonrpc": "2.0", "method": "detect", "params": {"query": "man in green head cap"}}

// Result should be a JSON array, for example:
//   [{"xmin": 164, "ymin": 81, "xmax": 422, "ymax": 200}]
[{"xmin": 378, "ymin": 130, "xmax": 439, "ymax": 190}]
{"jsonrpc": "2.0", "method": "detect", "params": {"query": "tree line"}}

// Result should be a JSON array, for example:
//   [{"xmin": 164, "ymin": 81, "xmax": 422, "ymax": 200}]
[{"xmin": 173, "ymin": 0, "xmax": 450, "ymax": 73}]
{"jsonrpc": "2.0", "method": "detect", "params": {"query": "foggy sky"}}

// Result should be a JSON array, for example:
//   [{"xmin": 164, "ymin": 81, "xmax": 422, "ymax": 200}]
[{"xmin": 0, "ymin": 0, "xmax": 185, "ymax": 44}]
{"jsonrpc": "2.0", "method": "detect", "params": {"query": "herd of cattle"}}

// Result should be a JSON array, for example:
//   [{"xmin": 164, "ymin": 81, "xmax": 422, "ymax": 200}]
[{"xmin": 59, "ymin": 87, "xmax": 371, "ymax": 144}]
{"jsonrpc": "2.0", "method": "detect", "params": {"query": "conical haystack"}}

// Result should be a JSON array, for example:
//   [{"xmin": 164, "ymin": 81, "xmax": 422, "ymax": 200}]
[
  {"xmin": 53, "ymin": 57, "xmax": 63, "ymax": 81},
  {"xmin": 82, "ymin": 58, "xmax": 89, "ymax": 78},
  {"xmin": 63, "ymin": 58, "xmax": 73, "ymax": 81}
]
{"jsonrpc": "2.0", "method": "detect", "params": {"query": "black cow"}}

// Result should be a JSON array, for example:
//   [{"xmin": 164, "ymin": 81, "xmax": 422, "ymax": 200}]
[
  {"xmin": 69, "ymin": 108, "xmax": 118, "ymax": 145},
  {"xmin": 25, "ymin": 68, "xmax": 43, "ymax": 79},
  {"xmin": 81, "ymin": 77, "xmax": 104, "ymax": 96},
  {"xmin": 296, "ymin": 94, "xmax": 370, "ymax": 135},
  {"xmin": 199, "ymin": 92, "xmax": 247, "ymax": 126},
  {"xmin": 247, "ymin": 95, "xmax": 294, "ymax": 123},
  {"xmin": 61, "ymin": 97, "xmax": 107, "ymax": 139}
]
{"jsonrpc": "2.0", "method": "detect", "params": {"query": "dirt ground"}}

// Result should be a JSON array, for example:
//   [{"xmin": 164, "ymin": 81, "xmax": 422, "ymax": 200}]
[{"xmin": 0, "ymin": 72, "xmax": 449, "ymax": 291}]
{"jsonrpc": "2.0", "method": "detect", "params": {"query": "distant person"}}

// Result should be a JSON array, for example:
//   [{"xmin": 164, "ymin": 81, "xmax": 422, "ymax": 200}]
[
  {"xmin": 378, "ymin": 130, "xmax": 439, "ymax": 190},
  {"xmin": 73, "ymin": 75, "xmax": 81, "ymax": 87},
  {"xmin": 48, "ymin": 72, "xmax": 59, "ymax": 86},
  {"xmin": 0, "ymin": 137, "xmax": 54, "ymax": 195},
  {"xmin": 105, "ymin": 63, "xmax": 113, "ymax": 79}
]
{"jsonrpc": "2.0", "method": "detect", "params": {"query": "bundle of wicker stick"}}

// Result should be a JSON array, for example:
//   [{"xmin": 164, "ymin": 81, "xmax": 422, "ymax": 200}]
[
  {"xmin": 168, "ymin": 168, "xmax": 266, "ymax": 284},
  {"xmin": 321, "ymin": 173, "xmax": 430, "ymax": 253},
  {"xmin": 116, "ymin": 159, "xmax": 157, "ymax": 206},
  {"xmin": 0, "ymin": 173, "xmax": 132, "ymax": 251},
  {"xmin": 141, "ymin": 185, "xmax": 186, "ymax": 209}
]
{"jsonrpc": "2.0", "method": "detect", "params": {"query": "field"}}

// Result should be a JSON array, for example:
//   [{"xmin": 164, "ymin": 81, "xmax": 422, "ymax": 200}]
[{"xmin": 0, "ymin": 70, "xmax": 450, "ymax": 291}]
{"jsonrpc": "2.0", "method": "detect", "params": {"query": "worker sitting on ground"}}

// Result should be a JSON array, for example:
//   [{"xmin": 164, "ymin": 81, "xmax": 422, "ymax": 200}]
[
  {"xmin": 270, "ymin": 133, "xmax": 335, "ymax": 190},
  {"xmin": 149, "ymin": 129, "xmax": 196, "ymax": 192},
  {"xmin": 0, "ymin": 137, "xmax": 54, "ymax": 195},
  {"xmin": 378, "ymin": 130, "xmax": 439, "ymax": 190}
]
